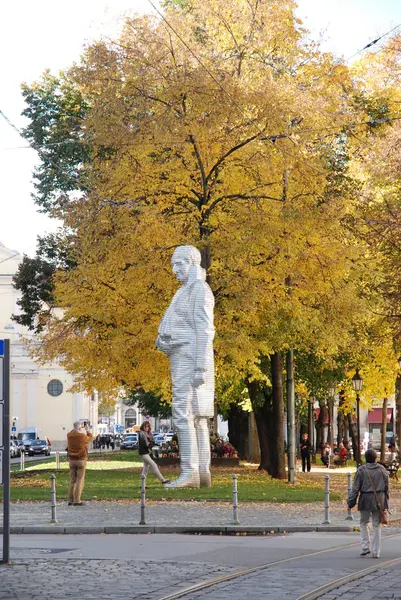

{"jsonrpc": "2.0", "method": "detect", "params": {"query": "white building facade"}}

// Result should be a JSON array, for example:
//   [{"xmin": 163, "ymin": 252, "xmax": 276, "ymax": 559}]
[{"xmin": 0, "ymin": 243, "xmax": 98, "ymax": 449}]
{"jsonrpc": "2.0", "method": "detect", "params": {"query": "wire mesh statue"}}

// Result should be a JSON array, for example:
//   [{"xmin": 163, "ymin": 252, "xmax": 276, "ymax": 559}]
[{"xmin": 156, "ymin": 245, "xmax": 214, "ymax": 488}]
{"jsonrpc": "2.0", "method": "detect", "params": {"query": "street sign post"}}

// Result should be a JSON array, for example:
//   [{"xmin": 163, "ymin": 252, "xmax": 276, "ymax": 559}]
[{"xmin": 1, "ymin": 339, "xmax": 10, "ymax": 564}]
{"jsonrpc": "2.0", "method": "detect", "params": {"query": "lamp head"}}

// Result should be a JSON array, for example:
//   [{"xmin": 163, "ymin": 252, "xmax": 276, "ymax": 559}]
[{"xmin": 352, "ymin": 369, "xmax": 363, "ymax": 393}]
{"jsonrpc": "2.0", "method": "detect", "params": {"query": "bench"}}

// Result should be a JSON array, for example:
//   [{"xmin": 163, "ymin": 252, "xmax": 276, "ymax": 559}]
[
  {"xmin": 331, "ymin": 455, "xmax": 347, "ymax": 468},
  {"xmin": 386, "ymin": 461, "xmax": 399, "ymax": 481}
]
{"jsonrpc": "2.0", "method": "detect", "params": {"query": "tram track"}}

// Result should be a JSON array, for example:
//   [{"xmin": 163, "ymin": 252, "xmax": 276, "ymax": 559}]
[{"xmin": 155, "ymin": 531, "xmax": 401, "ymax": 600}]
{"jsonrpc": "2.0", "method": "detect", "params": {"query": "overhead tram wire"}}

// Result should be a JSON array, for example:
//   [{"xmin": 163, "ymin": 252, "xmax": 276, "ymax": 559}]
[
  {"xmin": 0, "ymin": 108, "xmax": 86, "ymax": 193},
  {"xmin": 2, "ymin": 16, "xmax": 401, "ymax": 171},
  {"xmin": 1, "ymin": 111, "xmax": 401, "ymax": 154},
  {"xmin": 345, "ymin": 23, "xmax": 401, "ymax": 63},
  {"xmin": 144, "ymin": 0, "xmax": 333, "ymax": 176},
  {"xmin": 144, "ymin": 1, "xmax": 401, "ymax": 176}
]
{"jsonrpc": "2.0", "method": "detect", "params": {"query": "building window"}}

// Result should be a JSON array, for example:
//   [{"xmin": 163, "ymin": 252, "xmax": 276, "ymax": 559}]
[
  {"xmin": 125, "ymin": 408, "xmax": 137, "ymax": 429},
  {"xmin": 47, "ymin": 379, "xmax": 63, "ymax": 397}
]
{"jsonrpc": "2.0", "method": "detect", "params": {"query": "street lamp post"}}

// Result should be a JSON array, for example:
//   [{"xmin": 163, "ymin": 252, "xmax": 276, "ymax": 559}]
[
  {"xmin": 395, "ymin": 358, "xmax": 401, "ymax": 448},
  {"xmin": 327, "ymin": 386, "xmax": 336, "ymax": 450},
  {"xmin": 308, "ymin": 394, "xmax": 315, "ymax": 450},
  {"xmin": 352, "ymin": 369, "xmax": 363, "ymax": 466}
]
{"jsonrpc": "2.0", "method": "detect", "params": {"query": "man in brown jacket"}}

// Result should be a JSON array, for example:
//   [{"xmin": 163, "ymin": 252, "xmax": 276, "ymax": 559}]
[{"xmin": 67, "ymin": 421, "xmax": 93, "ymax": 506}]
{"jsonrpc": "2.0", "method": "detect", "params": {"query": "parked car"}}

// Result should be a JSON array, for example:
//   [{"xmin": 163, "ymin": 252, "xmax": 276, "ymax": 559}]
[
  {"xmin": 21, "ymin": 439, "xmax": 35, "ymax": 453},
  {"xmin": 11, "ymin": 440, "xmax": 21, "ymax": 457},
  {"xmin": 120, "ymin": 434, "xmax": 138, "ymax": 450},
  {"xmin": 153, "ymin": 434, "xmax": 166, "ymax": 445},
  {"xmin": 9, "ymin": 441, "xmax": 16, "ymax": 458},
  {"xmin": 27, "ymin": 440, "xmax": 51, "ymax": 456}
]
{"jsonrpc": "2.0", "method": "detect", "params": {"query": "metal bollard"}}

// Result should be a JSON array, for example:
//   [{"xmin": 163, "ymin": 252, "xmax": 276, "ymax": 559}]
[
  {"xmin": 232, "ymin": 474, "xmax": 240, "ymax": 525},
  {"xmin": 56, "ymin": 451, "xmax": 60, "ymax": 470},
  {"xmin": 345, "ymin": 471, "xmax": 354, "ymax": 521},
  {"xmin": 50, "ymin": 474, "xmax": 58, "ymax": 524},
  {"xmin": 322, "ymin": 474, "xmax": 331, "ymax": 524},
  {"xmin": 20, "ymin": 451, "xmax": 25, "ymax": 472},
  {"xmin": 139, "ymin": 474, "xmax": 146, "ymax": 525}
]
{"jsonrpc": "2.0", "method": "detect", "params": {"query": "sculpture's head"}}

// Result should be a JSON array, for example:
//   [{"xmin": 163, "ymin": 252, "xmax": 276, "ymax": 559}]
[{"xmin": 171, "ymin": 245, "xmax": 201, "ymax": 282}]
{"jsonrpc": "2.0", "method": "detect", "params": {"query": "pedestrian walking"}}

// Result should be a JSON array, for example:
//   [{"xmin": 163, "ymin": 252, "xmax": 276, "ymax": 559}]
[
  {"xmin": 66, "ymin": 421, "xmax": 93, "ymax": 506},
  {"xmin": 322, "ymin": 442, "xmax": 331, "ymax": 467},
  {"xmin": 348, "ymin": 448, "xmax": 389, "ymax": 558},
  {"xmin": 138, "ymin": 421, "xmax": 170, "ymax": 486},
  {"xmin": 300, "ymin": 433, "xmax": 312, "ymax": 472}
]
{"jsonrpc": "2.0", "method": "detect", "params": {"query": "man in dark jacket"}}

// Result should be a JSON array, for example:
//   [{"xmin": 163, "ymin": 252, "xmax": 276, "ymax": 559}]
[
  {"xmin": 348, "ymin": 448, "xmax": 389, "ymax": 558},
  {"xmin": 300, "ymin": 433, "xmax": 312, "ymax": 472}
]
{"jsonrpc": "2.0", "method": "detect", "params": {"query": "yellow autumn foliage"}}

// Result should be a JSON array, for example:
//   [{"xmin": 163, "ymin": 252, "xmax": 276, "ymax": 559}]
[{"xmin": 31, "ymin": 0, "xmax": 396, "ymax": 400}]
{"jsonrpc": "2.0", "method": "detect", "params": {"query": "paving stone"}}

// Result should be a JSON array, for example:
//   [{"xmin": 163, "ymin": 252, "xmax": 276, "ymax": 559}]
[{"xmin": 0, "ymin": 499, "xmax": 397, "ymax": 530}]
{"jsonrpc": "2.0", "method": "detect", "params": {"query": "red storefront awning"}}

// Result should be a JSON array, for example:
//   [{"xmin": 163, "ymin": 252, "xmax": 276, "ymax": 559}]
[{"xmin": 368, "ymin": 408, "xmax": 393, "ymax": 424}]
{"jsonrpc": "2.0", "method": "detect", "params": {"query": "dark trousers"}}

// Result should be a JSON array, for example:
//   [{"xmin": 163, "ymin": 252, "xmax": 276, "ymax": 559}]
[{"xmin": 302, "ymin": 454, "xmax": 311, "ymax": 472}]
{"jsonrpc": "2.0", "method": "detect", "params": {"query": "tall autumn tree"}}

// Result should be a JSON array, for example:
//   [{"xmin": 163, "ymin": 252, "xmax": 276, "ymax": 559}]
[{"xmin": 20, "ymin": 0, "xmax": 378, "ymax": 476}]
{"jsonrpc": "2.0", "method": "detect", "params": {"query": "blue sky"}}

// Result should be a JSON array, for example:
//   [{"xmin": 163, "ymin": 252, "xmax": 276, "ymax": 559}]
[{"xmin": 1, "ymin": 0, "xmax": 401, "ymax": 256}]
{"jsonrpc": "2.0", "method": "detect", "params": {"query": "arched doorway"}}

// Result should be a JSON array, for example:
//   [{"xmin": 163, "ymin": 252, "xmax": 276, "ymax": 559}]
[{"xmin": 125, "ymin": 408, "xmax": 137, "ymax": 430}]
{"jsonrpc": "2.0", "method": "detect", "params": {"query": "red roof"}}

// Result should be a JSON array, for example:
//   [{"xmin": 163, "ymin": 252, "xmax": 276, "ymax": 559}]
[{"xmin": 368, "ymin": 408, "xmax": 393, "ymax": 424}]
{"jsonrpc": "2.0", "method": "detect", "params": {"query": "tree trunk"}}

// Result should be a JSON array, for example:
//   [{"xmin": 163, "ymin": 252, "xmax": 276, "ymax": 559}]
[
  {"xmin": 255, "ymin": 407, "xmax": 271, "ymax": 471},
  {"xmin": 337, "ymin": 391, "xmax": 345, "ymax": 446},
  {"xmin": 271, "ymin": 353, "xmax": 286, "ymax": 479},
  {"xmin": 347, "ymin": 413, "xmax": 358, "ymax": 461},
  {"xmin": 327, "ymin": 399, "xmax": 334, "ymax": 448},
  {"xmin": 396, "ymin": 375, "xmax": 401, "ymax": 447},
  {"xmin": 316, "ymin": 400, "xmax": 327, "ymax": 457},
  {"xmin": 308, "ymin": 401, "xmax": 314, "ymax": 442},
  {"xmin": 227, "ymin": 405, "xmax": 249, "ymax": 460},
  {"xmin": 247, "ymin": 411, "xmax": 261, "ymax": 463},
  {"xmin": 381, "ymin": 397, "xmax": 388, "ymax": 461},
  {"xmin": 247, "ymin": 353, "xmax": 286, "ymax": 478}
]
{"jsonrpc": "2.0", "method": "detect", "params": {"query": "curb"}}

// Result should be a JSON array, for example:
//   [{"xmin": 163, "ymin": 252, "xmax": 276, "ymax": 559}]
[{"xmin": 0, "ymin": 524, "xmax": 356, "ymax": 535}]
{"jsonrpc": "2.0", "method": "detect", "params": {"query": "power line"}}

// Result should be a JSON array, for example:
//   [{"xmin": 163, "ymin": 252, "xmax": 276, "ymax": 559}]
[
  {"xmin": 144, "ymin": 0, "xmax": 331, "ymax": 175},
  {"xmin": 345, "ymin": 23, "xmax": 401, "ymax": 62},
  {"xmin": 1, "ymin": 113, "xmax": 401, "ymax": 153},
  {"xmin": 0, "ymin": 110, "xmax": 22, "ymax": 137},
  {"xmin": 1, "ymin": 11, "xmax": 401, "ymax": 180}
]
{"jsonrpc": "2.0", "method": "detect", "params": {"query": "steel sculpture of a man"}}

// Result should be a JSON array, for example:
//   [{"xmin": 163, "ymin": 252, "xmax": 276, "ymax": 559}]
[{"xmin": 156, "ymin": 245, "xmax": 214, "ymax": 488}]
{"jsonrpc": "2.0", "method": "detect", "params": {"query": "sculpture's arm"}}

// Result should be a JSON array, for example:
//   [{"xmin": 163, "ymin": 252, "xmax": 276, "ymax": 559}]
[{"xmin": 193, "ymin": 283, "xmax": 215, "ymax": 379}]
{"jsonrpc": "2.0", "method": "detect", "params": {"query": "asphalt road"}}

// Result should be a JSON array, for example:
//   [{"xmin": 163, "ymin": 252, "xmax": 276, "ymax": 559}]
[{"xmin": 10, "ymin": 452, "xmax": 57, "ymax": 466}]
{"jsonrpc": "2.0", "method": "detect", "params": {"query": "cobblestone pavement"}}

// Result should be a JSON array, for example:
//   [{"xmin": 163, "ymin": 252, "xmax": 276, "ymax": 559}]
[
  {"xmin": 318, "ymin": 563, "xmax": 401, "ymax": 599},
  {"xmin": 186, "ymin": 566, "xmax": 358, "ymax": 600},
  {"xmin": 0, "ymin": 559, "xmax": 238, "ymax": 600},
  {"xmin": 1, "ymin": 554, "xmax": 399, "ymax": 600},
  {"xmin": 1, "ymin": 532, "xmax": 401, "ymax": 599},
  {"xmin": 1, "ymin": 499, "xmax": 400, "ymax": 528}
]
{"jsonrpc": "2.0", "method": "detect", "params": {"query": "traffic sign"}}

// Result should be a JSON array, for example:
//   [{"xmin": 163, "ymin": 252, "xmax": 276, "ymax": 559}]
[
  {"xmin": 0, "ymin": 339, "xmax": 3, "ymax": 356},
  {"xmin": 11, "ymin": 426, "xmax": 16, "ymax": 432}
]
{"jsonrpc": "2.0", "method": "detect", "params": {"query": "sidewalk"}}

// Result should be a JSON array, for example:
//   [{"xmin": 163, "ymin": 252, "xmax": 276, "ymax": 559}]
[{"xmin": 1, "ymin": 498, "xmax": 400, "ymax": 534}]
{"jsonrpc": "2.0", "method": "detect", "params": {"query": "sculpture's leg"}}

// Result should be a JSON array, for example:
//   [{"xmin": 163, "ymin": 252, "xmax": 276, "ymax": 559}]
[
  {"xmin": 195, "ymin": 416, "xmax": 211, "ymax": 487},
  {"xmin": 164, "ymin": 349, "xmax": 201, "ymax": 488},
  {"xmin": 163, "ymin": 422, "xmax": 200, "ymax": 488}
]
